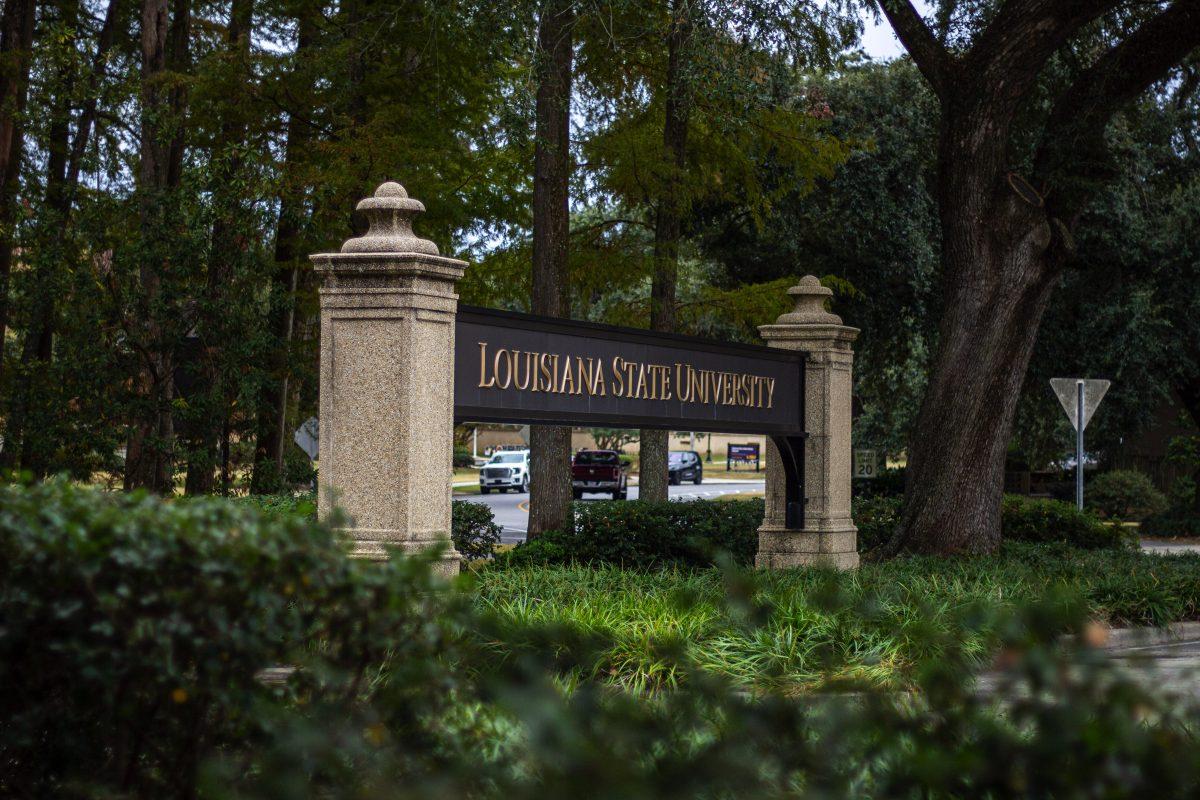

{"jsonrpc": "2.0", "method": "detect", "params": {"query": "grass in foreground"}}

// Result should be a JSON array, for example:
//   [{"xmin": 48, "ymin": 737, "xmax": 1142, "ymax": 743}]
[{"xmin": 472, "ymin": 542, "xmax": 1200, "ymax": 693}]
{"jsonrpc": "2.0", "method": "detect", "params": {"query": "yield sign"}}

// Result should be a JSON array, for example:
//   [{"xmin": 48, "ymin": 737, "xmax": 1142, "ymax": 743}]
[{"xmin": 1050, "ymin": 379, "xmax": 1110, "ymax": 431}]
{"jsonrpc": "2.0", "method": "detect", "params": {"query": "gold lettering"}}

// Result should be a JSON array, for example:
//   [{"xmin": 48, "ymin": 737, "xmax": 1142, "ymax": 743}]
[
  {"xmin": 612, "ymin": 356, "xmax": 625, "ymax": 397},
  {"xmin": 559, "ymin": 357, "xmax": 575, "ymax": 394},
  {"xmin": 539, "ymin": 353, "xmax": 553, "ymax": 390},
  {"xmin": 765, "ymin": 377, "xmax": 775, "ymax": 409},
  {"xmin": 477, "ymin": 342, "xmax": 495, "ymax": 388},
  {"xmin": 660, "ymin": 365, "xmax": 673, "ymax": 400},
  {"xmin": 512, "ymin": 350, "xmax": 531, "ymax": 390},
  {"xmin": 493, "ymin": 348, "xmax": 513, "ymax": 389},
  {"xmin": 633, "ymin": 362, "xmax": 649, "ymax": 399},
  {"xmin": 576, "ymin": 357, "xmax": 591, "ymax": 395},
  {"xmin": 624, "ymin": 360, "xmax": 638, "ymax": 396},
  {"xmin": 591, "ymin": 359, "xmax": 607, "ymax": 396}
]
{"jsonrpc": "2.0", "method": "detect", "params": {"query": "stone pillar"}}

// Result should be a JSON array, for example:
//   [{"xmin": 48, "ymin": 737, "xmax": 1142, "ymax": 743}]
[
  {"xmin": 756, "ymin": 276, "xmax": 859, "ymax": 570},
  {"xmin": 311, "ymin": 182, "xmax": 466, "ymax": 572}
]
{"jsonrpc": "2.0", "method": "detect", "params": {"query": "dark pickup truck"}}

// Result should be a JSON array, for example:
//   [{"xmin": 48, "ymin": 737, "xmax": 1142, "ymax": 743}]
[{"xmin": 572, "ymin": 450, "xmax": 628, "ymax": 500}]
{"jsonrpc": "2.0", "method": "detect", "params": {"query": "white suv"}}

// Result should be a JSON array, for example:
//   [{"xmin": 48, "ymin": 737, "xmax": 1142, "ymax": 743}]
[{"xmin": 479, "ymin": 449, "xmax": 530, "ymax": 494}]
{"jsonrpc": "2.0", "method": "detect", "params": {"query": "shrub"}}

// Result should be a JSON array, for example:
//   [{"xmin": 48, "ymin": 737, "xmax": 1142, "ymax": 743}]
[
  {"xmin": 452, "ymin": 499, "xmax": 502, "ymax": 560},
  {"xmin": 852, "ymin": 466, "xmax": 906, "ymax": 498},
  {"xmin": 500, "ymin": 499, "xmax": 764, "ymax": 568},
  {"xmin": 1086, "ymin": 469, "xmax": 1168, "ymax": 520},
  {"xmin": 1141, "ymin": 510, "xmax": 1200, "ymax": 538},
  {"xmin": 1001, "ymin": 495, "xmax": 1131, "ymax": 549},
  {"xmin": 237, "ymin": 494, "xmax": 499, "ymax": 561},
  {"xmin": 237, "ymin": 490, "xmax": 317, "ymax": 520},
  {"xmin": 852, "ymin": 495, "xmax": 903, "ymax": 552},
  {"xmin": 0, "ymin": 481, "xmax": 461, "ymax": 798},
  {"xmin": 850, "ymin": 494, "xmax": 1126, "ymax": 552},
  {"xmin": 453, "ymin": 445, "xmax": 475, "ymax": 469}
]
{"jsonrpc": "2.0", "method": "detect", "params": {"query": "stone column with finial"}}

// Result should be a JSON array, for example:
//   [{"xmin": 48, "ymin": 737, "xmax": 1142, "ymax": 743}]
[
  {"xmin": 310, "ymin": 182, "xmax": 467, "ymax": 572},
  {"xmin": 756, "ymin": 276, "xmax": 860, "ymax": 569}
]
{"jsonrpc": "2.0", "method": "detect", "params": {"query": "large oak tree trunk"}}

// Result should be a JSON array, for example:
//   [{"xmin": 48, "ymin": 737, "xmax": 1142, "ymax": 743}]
[
  {"xmin": 639, "ymin": 0, "xmax": 691, "ymax": 504},
  {"xmin": 887, "ymin": 116, "xmax": 1061, "ymax": 553},
  {"xmin": 527, "ymin": 0, "xmax": 575, "ymax": 538},
  {"xmin": 0, "ymin": 0, "xmax": 35, "ymax": 384}
]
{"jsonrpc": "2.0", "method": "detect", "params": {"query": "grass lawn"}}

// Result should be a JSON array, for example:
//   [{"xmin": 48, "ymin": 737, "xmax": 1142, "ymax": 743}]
[{"xmin": 471, "ymin": 543, "xmax": 1200, "ymax": 693}]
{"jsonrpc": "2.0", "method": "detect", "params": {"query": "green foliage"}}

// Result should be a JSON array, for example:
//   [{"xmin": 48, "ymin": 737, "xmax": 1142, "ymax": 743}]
[
  {"xmin": 0, "ymin": 480, "xmax": 463, "ymax": 798},
  {"xmin": 853, "ymin": 465, "xmax": 907, "ymax": 498},
  {"xmin": 7, "ymin": 484, "xmax": 1200, "ymax": 797},
  {"xmin": 232, "ymin": 493, "xmax": 500, "ymax": 561},
  {"xmin": 501, "ymin": 499, "xmax": 764, "ymax": 568},
  {"xmin": 852, "ymin": 493, "xmax": 1129, "ymax": 553},
  {"xmin": 1087, "ymin": 469, "xmax": 1169, "ymax": 520},
  {"xmin": 451, "ymin": 499, "xmax": 502, "ymax": 561},
  {"xmin": 1142, "ymin": 513, "xmax": 1200, "ymax": 538},
  {"xmin": 479, "ymin": 541, "xmax": 1200, "ymax": 692},
  {"xmin": 852, "ymin": 495, "xmax": 903, "ymax": 552},
  {"xmin": 1001, "ymin": 495, "xmax": 1131, "ymax": 550},
  {"xmin": 453, "ymin": 445, "xmax": 475, "ymax": 468}
]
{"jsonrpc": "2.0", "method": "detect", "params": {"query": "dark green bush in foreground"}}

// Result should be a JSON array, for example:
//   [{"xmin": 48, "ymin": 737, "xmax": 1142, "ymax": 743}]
[
  {"xmin": 0, "ymin": 481, "xmax": 463, "ymax": 798},
  {"xmin": 7, "ymin": 483, "xmax": 1200, "ymax": 799},
  {"xmin": 501, "ymin": 498, "xmax": 763, "ymax": 568}
]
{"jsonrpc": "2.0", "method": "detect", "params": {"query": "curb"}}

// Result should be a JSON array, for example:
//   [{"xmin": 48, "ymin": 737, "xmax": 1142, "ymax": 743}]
[{"xmin": 1098, "ymin": 621, "xmax": 1200, "ymax": 651}]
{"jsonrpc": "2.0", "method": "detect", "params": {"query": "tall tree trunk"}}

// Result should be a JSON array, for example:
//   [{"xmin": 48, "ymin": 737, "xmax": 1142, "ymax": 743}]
[
  {"xmin": 886, "ymin": 117, "xmax": 1060, "ymax": 555},
  {"xmin": 184, "ymin": 0, "xmax": 253, "ymax": 495},
  {"xmin": 125, "ymin": 0, "xmax": 188, "ymax": 492},
  {"xmin": 527, "ymin": 0, "xmax": 575, "ymax": 538},
  {"xmin": 250, "ymin": 4, "xmax": 316, "ymax": 494},
  {"xmin": 639, "ymin": 0, "xmax": 691, "ymax": 504},
  {"xmin": 0, "ymin": 0, "xmax": 36, "ymax": 385},
  {"xmin": 8, "ymin": 0, "xmax": 80, "ymax": 475}
]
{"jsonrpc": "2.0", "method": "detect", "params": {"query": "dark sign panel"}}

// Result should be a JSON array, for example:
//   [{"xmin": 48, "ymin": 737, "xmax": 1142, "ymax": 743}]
[
  {"xmin": 728, "ymin": 443, "xmax": 761, "ymax": 459},
  {"xmin": 454, "ymin": 306, "xmax": 805, "ymax": 435}
]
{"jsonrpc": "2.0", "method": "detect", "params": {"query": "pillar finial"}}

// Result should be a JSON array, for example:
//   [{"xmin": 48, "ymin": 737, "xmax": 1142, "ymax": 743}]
[
  {"xmin": 774, "ymin": 275, "xmax": 841, "ymax": 325},
  {"xmin": 340, "ymin": 181, "xmax": 440, "ymax": 256}
]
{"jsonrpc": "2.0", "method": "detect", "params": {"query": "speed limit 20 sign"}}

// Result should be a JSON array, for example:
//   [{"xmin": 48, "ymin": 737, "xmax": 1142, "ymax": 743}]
[{"xmin": 854, "ymin": 449, "xmax": 878, "ymax": 479}]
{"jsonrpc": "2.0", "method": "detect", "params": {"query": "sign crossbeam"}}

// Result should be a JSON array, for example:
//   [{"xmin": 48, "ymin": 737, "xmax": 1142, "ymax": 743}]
[{"xmin": 453, "ymin": 306, "xmax": 806, "ymax": 436}]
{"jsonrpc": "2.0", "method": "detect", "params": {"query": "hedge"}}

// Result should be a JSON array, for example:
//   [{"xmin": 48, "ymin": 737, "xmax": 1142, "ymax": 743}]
[
  {"xmin": 500, "ymin": 499, "xmax": 764, "ymax": 568},
  {"xmin": 0, "ymin": 481, "xmax": 460, "ymax": 798}
]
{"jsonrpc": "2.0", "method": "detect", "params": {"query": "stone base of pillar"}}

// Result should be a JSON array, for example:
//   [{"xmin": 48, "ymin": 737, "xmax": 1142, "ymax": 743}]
[
  {"xmin": 344, "ymin": 531, "xmax": 461, "ymax": 576},
  {"xmin": 754, "ymin": 524, "xmax": 860, "ymax": 570}
]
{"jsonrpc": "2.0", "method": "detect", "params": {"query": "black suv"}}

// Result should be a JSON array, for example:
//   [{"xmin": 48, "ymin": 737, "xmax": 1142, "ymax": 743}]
[{"xmin": 668, "ymin": 450, "xmax": 703, "ymax": 485}]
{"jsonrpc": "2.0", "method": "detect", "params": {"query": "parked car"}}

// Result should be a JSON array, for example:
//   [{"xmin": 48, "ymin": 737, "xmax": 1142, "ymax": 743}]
[
  {"xmin": 668, "ymin": 450, "xmax": 703, "ymax": 485},
  {"xmin": 572, "ymin": 450, "xmax": 628, "ymax": 500},
  {"xmin": 479, "ymin": 449, "xmax": 530, "ymax": 494}
]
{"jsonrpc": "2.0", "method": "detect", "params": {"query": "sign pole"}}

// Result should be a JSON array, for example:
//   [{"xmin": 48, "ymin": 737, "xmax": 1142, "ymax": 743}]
[{"xmin": 1076, "ymin": 380, "xmax": 1084, "ymax": 510}]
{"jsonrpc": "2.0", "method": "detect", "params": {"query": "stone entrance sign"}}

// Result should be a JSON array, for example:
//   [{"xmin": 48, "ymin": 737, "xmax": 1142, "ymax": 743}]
[
  {"xmin": 454, "ymin": 306, "xmax": 805, "ymax": 434},
  {"xmin": 313, "ymin": 183, "xmax": 859, "ymax": 571}
]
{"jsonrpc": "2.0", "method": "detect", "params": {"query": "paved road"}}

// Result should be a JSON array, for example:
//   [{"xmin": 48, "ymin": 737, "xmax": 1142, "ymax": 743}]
[{"xmin": 456, "ymin": 480, "xmax": 765, "ymax": 543}]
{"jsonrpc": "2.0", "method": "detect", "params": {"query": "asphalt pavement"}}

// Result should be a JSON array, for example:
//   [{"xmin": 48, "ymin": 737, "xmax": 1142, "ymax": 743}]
[{"xmin": 456, "ymin": 479, "xmax": 765, "ymax": 543}]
